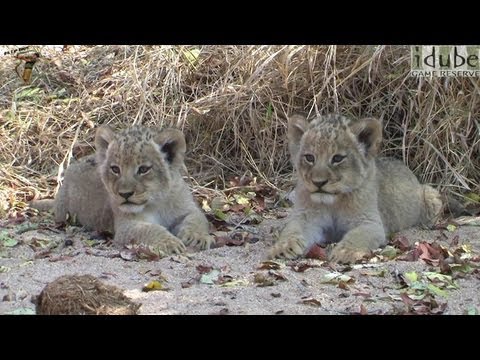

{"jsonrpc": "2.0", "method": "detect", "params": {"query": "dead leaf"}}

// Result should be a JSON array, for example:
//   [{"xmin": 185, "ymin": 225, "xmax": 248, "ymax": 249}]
[
  {"xmin": 33, "ymin": 249, "xmax": 53, "ymax": 259},
  {"xmin": 229, "ymin": 203, "xmax": 246, "ymax": 213},
  {"xmin": 397, "ymin": 247, "xmax": 421, "ymax": 262},
  {"xmin": 353, "ymin": 292, "xmax": 371, "ymax": 298},
  {"xmin": 228, "ymin": 175, "xmax": 254, "ymax": 187},
  {"xmin": 390, "ymin": 234, "xmax": 411, "ymax": 251},
  {"xmin": 200, "ymin": 270, "xmax": 220, "ymax": 285},
  {"xmin": 201, "ymin": 199, "xmax": 211, "ymax": 212},
  {"xmin": 196, "ymin": 264, "xmax": 213, "ymax": 274},
  {"xmin": 147, "ymin": 269, "xmax": 163, "ymax": 277},
  {"xmin": 446, "ymin": 224, "xmax": 457, "ymax": 232},
  {"xmin": 338, "ymin": 281, "xmax": 350, "ymax": 290},
  {"xmin": 360, "ymin": 269, "xmax": 386, "ymax": 277},
  {"xmin": 213, "ymin": 235, "xmax": 229, "ymax": 248},
  {"xmin": 253, "ymin": 196, "xmax": 266, "ymax": 212},
  {"xmin": 449, "ymin": 263, "xmax": 474, "ymax": 274},
  {"xmin": 233, "ymin": 194, "xmax": 250, "ymax": 206},
  {"xmin": 119, "ymin": 249, "xmax": 136, "ymax": 261},
  {"xmin": 454, "ymin": 216, "xmax": 480, "ymax": 226},
  {"xmin": 379, "ymin": 245, "xmax": 399, "ymax": 259},
  {"xmin": 416, "ymin": 241, "xmax": 448, "ymax": 266},
  {"xmin": 400, "ymin": 292, "xmax": 415, "ymax": 306},
  {"xmin": 219, "ymin": 279, "xmax": 249, "ymax": 287},
  {"xmin": 142, "ymin": 280, "xmax": 168, "ymax": 292},
  {"xmin": 299, "ymin": 298, "xmax": 321, "ymax": 307},
  {"xmin": 181, "ymin": 279, "xmax": 195, "ymax": 288},
  {"xmin": 5, "ymin": 308, "xmax": 35, "ymax": 315},
  {"xmin": 29, "ymin": 237, "xmax": 52, "ymax": 249},
  {"xmin": 0, "ymin": 231, "xmax": 18, "ymax": 247},
  {"xmin": 122, "ymin": 245, "xmax": 161, "ymax": 261},
  {"xmin": 400, "ymin": 295, "xmax": 447, "ymax": 315},
  {"xmin": 450, "ymin": 235, "xmax": 459, "ymax": 246},
  {"xmin": 48, "ymin": 255, "xmax": 76, "ymax": 262},
  {"xmin": 213, "ymin": 209, "xmax": 228, "ymax": 221},
  {"xmin": 99, "ymin": 272, "xmax": 118, "ymax": 279},
  {"xmin": 350, "ymin": 263, "xmax": 383, "ymax": 270},
  {"xmin": 226, "ymin": 232, "xmax": 246, "ymax": 246},
  {"xmin": 257, "ymin": 260, "xmax": 283, "ymax": 270},
  {"xmin": 215, "ymin": 274, "xmax": 234, "ymax": 285},
  {"xmin": 4, "ymin": 213, "xmax": 27, "ymax": 226},
  {"xmin": 321, "ymin": 272, "xmax": 354, "ymax": 284},
  {"xmin": 465, "ymin": 307, "xmax": 478, "ymax": 315},
  {"xmin": 268, "ymin": 270, "xmax": 287, "ymax": 281},
  {"xmin": 254, "ymin": 273, "xmax": 275, "ymax": 287},
  {"xmin": 289, "ymin": 261, "xmax": 320, "ymax": 272},
  {"xmin": 403, "ymin": 271, "xmax": 418, "ymax": 284}
]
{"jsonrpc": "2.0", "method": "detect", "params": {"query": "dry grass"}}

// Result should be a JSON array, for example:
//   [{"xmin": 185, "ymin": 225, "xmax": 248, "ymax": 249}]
[
  {"xmin": 36, "ymin": 274, "xmax": 140, "ymax": 315},
  {"xmin": 0, "ymin": 45, "xmax": 479, "ymax": 214}
]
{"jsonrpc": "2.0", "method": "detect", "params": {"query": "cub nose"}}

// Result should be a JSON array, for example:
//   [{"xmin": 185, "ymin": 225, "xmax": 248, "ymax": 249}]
[
  {"xmin": 119, "ymin": 191, "xmax": 134, "ymax": 200},
  {"xmin": 313, "ymin": 180, "xmax": 328, "ymax": 189}
]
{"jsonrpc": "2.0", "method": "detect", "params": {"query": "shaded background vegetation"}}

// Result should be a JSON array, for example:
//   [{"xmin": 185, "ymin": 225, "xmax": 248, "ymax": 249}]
[{"xmin": 0, "ymin": 45, "xmax": 478, "ymax": 215}]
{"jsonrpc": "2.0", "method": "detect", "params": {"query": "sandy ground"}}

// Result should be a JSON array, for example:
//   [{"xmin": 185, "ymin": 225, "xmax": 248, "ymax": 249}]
[{"xmin": 1, "ymin": 211, "xmax": 480, "ymax": 315}]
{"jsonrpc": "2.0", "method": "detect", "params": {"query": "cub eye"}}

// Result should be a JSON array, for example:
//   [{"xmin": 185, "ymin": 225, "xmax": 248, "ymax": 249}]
[
  {"xmin": 331, "ymin": 154, "xmax": 346, "ymax": 164},
  {"xmin": 110, "ymin": 165, "xmax": 120, "ymax": 174},
  {"xmin": 304, "ymin": 154, "xmax": 315, "ymax": 164},
  {"xmin": 138, "ymin": 165, "xmax": 152, "ymax": 175}
]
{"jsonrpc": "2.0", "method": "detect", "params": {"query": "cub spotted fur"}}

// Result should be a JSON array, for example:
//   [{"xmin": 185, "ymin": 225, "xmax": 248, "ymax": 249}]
[
  {"xmin": 53, "ymin": 125, "xmax": 213, "ymax": 255},
  {"xmin": 269, "ymin": 114, "xmax": 443, "ymax": 264}
]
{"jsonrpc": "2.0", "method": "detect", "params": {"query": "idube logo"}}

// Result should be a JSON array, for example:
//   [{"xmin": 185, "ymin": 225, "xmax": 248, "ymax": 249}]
[{"xmin": 411, "ymin": 46, "xmax": 480, "ymax": 77}]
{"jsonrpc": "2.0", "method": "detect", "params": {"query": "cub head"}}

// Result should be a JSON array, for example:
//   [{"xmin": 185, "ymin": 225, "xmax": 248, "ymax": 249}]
[
  {"xmin": 288, "ymin": 114, "xmax": 382, "ymax": 204},
  {"xmin": 95, "ymin": 125, "xmax": 186, "ymax": 213}
]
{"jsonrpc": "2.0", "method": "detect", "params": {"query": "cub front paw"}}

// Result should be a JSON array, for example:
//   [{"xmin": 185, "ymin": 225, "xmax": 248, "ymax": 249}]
[
  {"xmin": 178, "ymin": 227, "xmax": 214, "ymax": 250},
  {"xmin": 328, "ymin": 242, "xmax": 371, "ymax": 264},
  {"xmin": 153, "ymin": 236, "xmax": 186, "ymax": 255},
  {"xmin": 269, "ymin": 235, "xmax": 306, "ymax": 259}
]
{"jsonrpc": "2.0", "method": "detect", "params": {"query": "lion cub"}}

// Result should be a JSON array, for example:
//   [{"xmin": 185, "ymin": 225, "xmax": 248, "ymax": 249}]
[
  {"xmin": 54, "ymin": 125, "xmax": 213, "ymax": 255},
  {"xmin": 269, "ymin": 114, "xmax": 443, "ymax": 264}
]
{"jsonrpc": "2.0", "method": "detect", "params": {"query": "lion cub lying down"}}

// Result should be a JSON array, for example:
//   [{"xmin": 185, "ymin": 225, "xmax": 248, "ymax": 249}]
[
  {"xmin": 270, "ymin": 114, "xmax": 443, "ymax": 264},
  {"xmin": 54, "ymin": 125, "xmax": 213, "ymax": 255}
]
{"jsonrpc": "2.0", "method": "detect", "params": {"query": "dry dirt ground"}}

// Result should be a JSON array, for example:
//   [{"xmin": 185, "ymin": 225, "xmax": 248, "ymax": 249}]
[{"xmin": 1, "ymin": 207, "xmax": 480, "ymax": 316}]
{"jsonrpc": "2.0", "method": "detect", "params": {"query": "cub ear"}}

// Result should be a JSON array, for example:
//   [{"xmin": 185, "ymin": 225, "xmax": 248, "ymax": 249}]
[
  {"xmin": 156, "ymin": 128, "xmax": 187, "ymax": 168},
  {"xmin": 349, "ymin": 117, "xmax": 383, "ymax": 157},
  {"xmin": 95, "ymin": 125, "xmax": 115, "ymax": 162},
  {"xmin": 287, "ymin": 114, "xmax": 308, "ymax": 163}
]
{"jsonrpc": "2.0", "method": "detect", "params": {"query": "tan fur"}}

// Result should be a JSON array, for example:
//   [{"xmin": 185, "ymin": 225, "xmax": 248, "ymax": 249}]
[
  {"xmin": 30, "ymin": 199, "xmax": 55, "ymax": 212},
  {"xmin": 270, "ymin": 114, "xmax": 443, "ymax": 263},
  {"xmin": 40, "ymin": 125, "xmax": 213, "ymax": 255}
]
